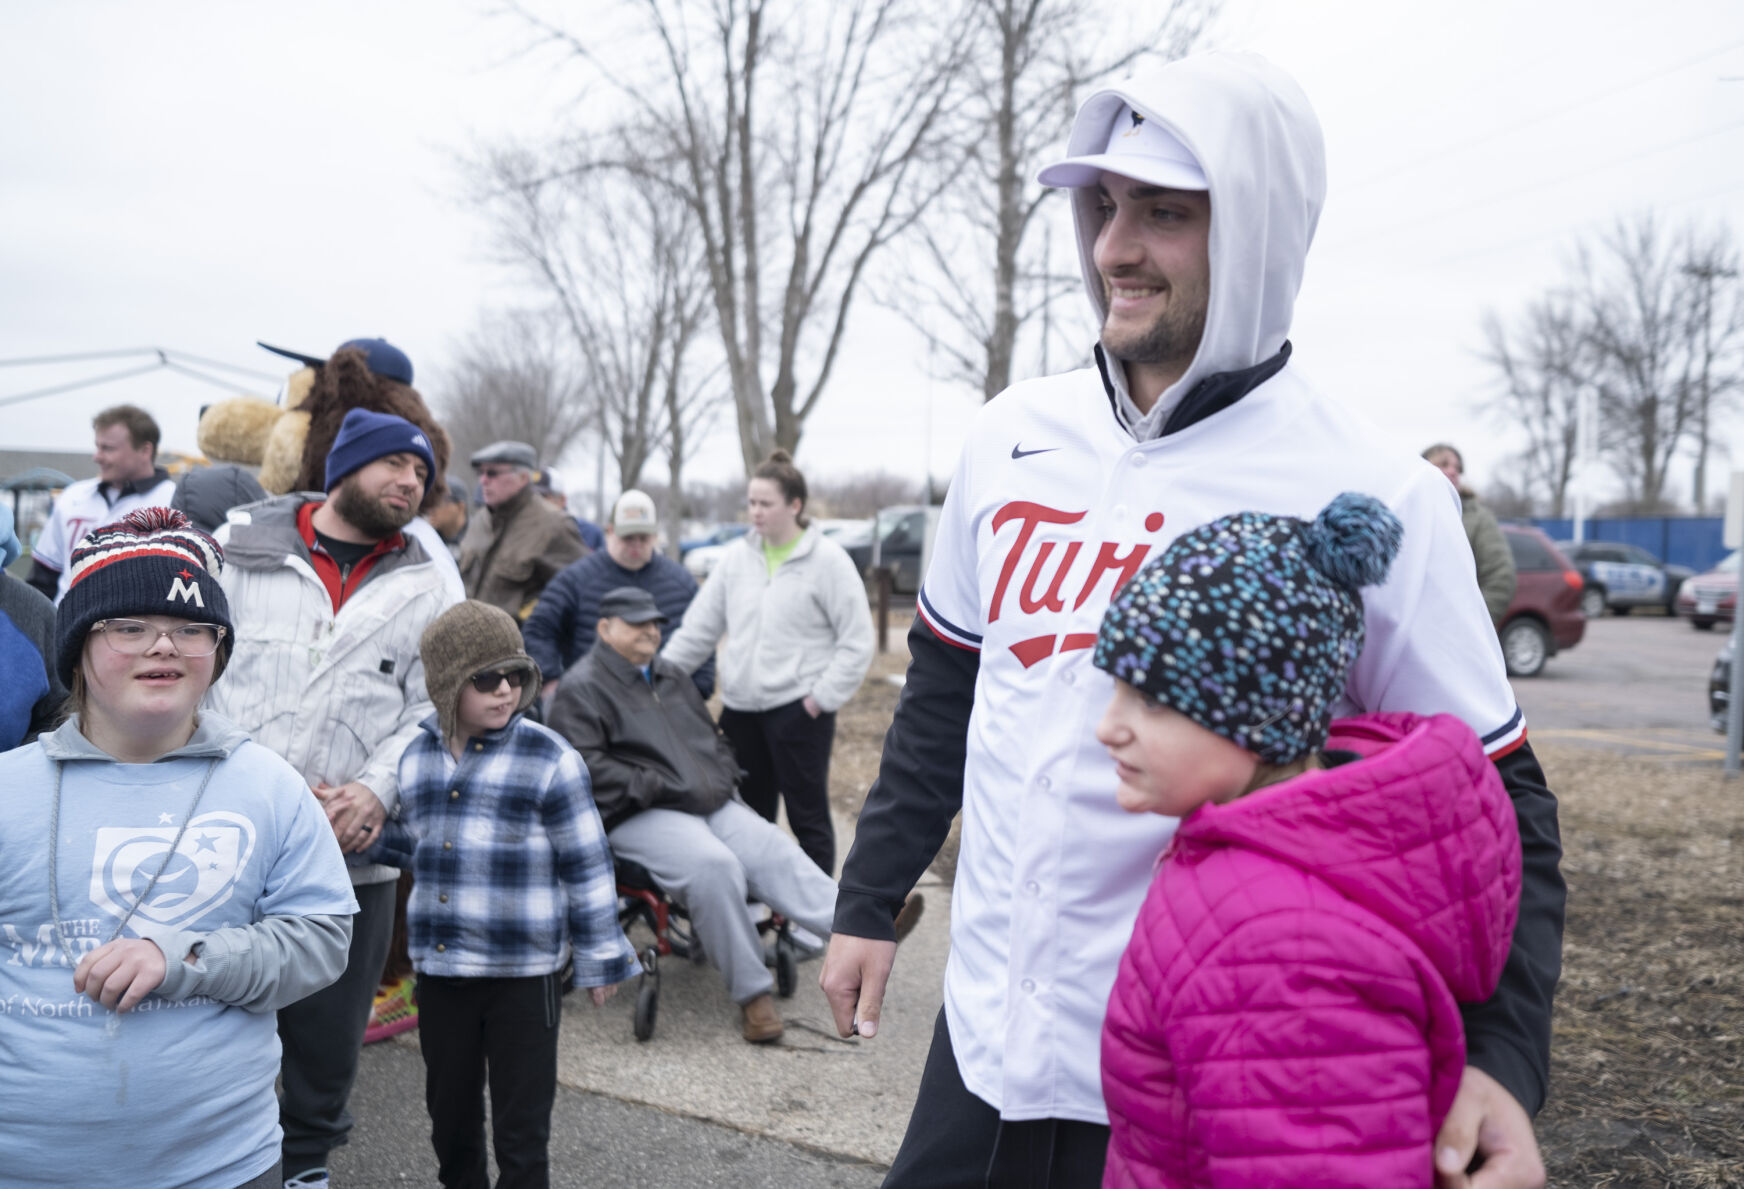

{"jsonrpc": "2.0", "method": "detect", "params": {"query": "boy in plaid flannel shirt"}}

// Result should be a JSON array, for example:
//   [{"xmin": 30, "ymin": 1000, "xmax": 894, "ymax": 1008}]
[{"xmin": 372, "ymin": 600, "xmax": 637, "ymax": 1189}]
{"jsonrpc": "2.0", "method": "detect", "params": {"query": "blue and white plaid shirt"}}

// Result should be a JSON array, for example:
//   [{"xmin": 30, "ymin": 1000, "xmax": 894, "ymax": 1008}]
[{"xmin": 377, "ymin": 715, "xmax": 638, "ymax": 988}]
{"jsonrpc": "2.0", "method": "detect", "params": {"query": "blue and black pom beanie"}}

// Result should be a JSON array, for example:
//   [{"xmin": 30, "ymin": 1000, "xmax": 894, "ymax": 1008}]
[{"xmin": 1093, "ymin": 492, "xmax": 1404, "ymax": 765}]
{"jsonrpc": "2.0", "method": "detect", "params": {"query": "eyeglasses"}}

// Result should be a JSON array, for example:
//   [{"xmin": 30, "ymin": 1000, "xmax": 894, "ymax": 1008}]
[
  {"xmin": 469, "ymin": 669, "xmax": 530, "ymax": 694},
  {"xmin": 92, "ymin": 619, "xmax": 227, "ymax": 657},
  {"xmin": 476, "ymin": 466, "xmax": 520, "ymax": 480}
]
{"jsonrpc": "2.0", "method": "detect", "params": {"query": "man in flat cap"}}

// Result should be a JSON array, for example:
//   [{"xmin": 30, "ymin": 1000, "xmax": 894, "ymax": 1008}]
[{"xmin": 457, "ymin": 440, "xmax": 589, "ymax": 621}]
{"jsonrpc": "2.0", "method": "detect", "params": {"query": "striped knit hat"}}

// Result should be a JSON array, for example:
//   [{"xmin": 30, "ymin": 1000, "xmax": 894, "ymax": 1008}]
[{"xmin": 55, "ymin": 507, "xmax": 233, "ymax": 687}]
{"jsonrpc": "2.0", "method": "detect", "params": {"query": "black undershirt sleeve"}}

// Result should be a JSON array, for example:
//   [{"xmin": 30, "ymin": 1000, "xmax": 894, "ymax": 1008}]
[
  {"xmin": 833, "ymin": 619, "xmax": 979, "ymax": 941},
  {"xmin": 1461, "ymin": 740, "xmax": 1565, "ymax": 1115}
]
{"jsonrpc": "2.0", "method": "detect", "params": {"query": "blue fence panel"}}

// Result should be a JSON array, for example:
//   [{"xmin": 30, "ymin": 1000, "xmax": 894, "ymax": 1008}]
[{"xmin": 1525, "ymin": 517, "xmax": 1727, "ymax": 572}]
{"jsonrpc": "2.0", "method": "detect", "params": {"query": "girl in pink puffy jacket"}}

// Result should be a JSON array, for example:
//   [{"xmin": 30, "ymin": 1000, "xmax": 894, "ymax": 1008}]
[{"xmin": 1090, "ymin": 493, "xmax": 1522, "ymax": 1188}]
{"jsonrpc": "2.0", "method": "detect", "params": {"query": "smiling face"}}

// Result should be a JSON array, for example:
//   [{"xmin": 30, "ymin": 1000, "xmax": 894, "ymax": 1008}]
[
  {"xmin": 1095, "ymin": 679, "xmax": 1258, "ymax": 818},
  {"xmin": 331, "ymin": 452, "xmax": 427, "ymax": 539},
  {"xmin": 92, "ymin": 422, "xmax": 157, "ymax": 486},
  {"xmin": 1091, "ymin": 170, "xmax": 1212, "ymax": 404},
  {"xmin": 80, "ymin": 615, "xmax": 217, "ymax": 742},
  {"xmin": 596, "ymin": 614, "xmax": 662, "ymax": 668},
  {"xmin": 747, "ymin": 477, "xmax": 802, "ymax": 545},
  {"xmin": 456, "ymin": 670, "xmax": 523, "ymax": 738}
]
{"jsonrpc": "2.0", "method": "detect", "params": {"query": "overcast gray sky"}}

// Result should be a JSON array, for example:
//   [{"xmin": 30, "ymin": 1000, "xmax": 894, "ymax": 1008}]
[{"xmin": 4, "ymin": 0, "xmax": 1742, "ymax": 508}]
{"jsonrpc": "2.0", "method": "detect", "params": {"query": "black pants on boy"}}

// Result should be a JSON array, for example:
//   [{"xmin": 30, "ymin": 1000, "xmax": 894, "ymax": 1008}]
[
  {"xmin": 280, "ymin": 877, "xmax": 398, "ymax": 1177},
  {"xmin": 719, "ymin": 699, "xmax": 838, "ymax": 874},
  {"xmin": 883, "ymin": 1008, "xmax": 1109, "ymax": 1189},
  {"xmin": 417, "ymin": 971, "xmax": 564, "ymax": 1189}
]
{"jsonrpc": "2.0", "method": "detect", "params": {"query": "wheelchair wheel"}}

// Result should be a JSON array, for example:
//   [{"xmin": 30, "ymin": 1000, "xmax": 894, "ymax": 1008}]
[
  {"xmin": 633, "ymin": 981, "xmax": 659, "ymax": 1041},
  {"xmin": 774, "ymin": 935, "xmax": 799, "ymax": 999}
]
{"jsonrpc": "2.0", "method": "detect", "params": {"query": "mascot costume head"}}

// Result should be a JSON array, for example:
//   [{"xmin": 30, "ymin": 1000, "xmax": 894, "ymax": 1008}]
[{"xmin": 256, "ymin": 337, "xmax": 451, "ymax": 509}]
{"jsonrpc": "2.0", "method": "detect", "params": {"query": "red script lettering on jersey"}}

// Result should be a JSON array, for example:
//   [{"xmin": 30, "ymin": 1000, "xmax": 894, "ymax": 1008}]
[{"xmin": 987, "ymin": 500, "xmax": 1165, "ymax": 667}]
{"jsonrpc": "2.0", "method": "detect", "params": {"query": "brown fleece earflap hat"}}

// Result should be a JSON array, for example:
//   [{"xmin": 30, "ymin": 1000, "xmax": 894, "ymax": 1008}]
[{"xmin": 420, "ymin": 600, "xmax": 541, "ymax": 741}]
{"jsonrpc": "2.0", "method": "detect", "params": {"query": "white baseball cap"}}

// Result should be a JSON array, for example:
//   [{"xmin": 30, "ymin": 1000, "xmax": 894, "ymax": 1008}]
[
  {"xmin": 612, "ymin": 489, "xmax": 659, "ymax": 537},
  {"xmin": 1036, "ymin": 104, "xmax": 1207, "ymax": 191}
]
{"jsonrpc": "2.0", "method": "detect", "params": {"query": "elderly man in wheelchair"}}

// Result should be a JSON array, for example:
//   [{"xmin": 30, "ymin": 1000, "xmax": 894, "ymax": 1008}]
[{"xmin": 548, "ymin": 587, "xmax": 919, "ymax": 1043}]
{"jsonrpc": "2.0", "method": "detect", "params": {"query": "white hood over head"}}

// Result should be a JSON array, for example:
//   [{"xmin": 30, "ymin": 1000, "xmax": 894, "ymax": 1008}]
[{"xmin": 1050, "ymin": 52, "xmax": 1326, "ymax": 432}]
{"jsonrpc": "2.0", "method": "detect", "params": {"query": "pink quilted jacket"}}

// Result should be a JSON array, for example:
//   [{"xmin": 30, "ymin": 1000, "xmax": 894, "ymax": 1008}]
[{"xmin": 1101, "ymin": 713, "xmax": 1521, "ymax": 1188}]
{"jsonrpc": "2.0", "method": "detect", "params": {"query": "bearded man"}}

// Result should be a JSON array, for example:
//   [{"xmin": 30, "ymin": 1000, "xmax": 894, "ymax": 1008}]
[{"xmin": 207, "ymin": 408, "xmax": 460, "ymax": 1185}]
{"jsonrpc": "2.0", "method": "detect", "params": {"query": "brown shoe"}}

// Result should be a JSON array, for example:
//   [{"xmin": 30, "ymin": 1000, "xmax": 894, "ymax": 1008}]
[
  {"xmin": 893, "ymin": 893, "xmax": 926, "ymax": 944},
  {"xmin": 741, "ymin": 993, "xmax": 783, "ymax": 1043}
]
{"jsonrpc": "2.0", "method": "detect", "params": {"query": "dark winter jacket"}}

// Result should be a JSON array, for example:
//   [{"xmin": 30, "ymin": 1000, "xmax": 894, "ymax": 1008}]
[
  {"xmin": 0, "ymin": 573, "xmax": 62, "ymax": 748},
  {"xmin": 521, "ymin": 549, "xmax": 714, "ymax": 698},
  {"xmin": 544, "ymin": 642, "xmax": 738, "ymax": 832},
  {"xmin": 172, "ymin": 464, "xmax": 268, "ymax": 535}
]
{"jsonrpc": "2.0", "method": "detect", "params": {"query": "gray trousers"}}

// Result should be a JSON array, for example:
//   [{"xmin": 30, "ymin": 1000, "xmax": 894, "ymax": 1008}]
[{"xmin": 608, "ymin": 800, "xmax": 837, "ymax": 1004}]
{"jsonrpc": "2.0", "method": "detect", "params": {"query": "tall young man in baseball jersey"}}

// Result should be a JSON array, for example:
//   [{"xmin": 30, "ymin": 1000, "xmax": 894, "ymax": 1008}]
[
  {"xmin": 29, "ymin": 404, "xmax": 177, "ymax": 603},
  {"xmin": 821, "ymin": 53, "xmax": 1562, "ymax": 1188}
]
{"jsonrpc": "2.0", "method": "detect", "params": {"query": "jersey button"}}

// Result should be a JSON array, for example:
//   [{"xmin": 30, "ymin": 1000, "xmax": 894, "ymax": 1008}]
[
  {"xmin": 1037, "ymin": 775, "xmax": 1052, "ymax": 790},
  {"xmin": 1061, "ymin": 670, "xmax": 1076, "ymax": 686},
  {"xmin": 1130, "ymin": 454, "xmax": 1148, "ymax": 467},
  {"xmin": 1020, "ymin": 978, "xmax": 1037, "ymax": 994},
  {"xmin": 1025, "ymin": 881, "xmax": 1040, "ymax": 896}
]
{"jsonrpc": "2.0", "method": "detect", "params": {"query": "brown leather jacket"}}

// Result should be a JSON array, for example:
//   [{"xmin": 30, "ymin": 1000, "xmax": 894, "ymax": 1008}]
[{"xmin": 457, "ymin": 484, "xmax": 588, "ymax": 620}]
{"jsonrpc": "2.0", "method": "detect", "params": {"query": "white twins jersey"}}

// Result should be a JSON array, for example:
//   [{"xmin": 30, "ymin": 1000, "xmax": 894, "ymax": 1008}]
[
  {"xmin": 35, "ymin": 475, "xmax": 177, "ymax": 602},
  {"xmin": 916, "ymin": 362, "xmax": 1523, "ymax": 1124}
]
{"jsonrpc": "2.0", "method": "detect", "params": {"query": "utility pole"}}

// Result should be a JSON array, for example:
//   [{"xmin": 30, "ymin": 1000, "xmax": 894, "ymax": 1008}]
[{"xmin": 1683, "ymin": 260, "xmax": 1738, "ymax": 513}]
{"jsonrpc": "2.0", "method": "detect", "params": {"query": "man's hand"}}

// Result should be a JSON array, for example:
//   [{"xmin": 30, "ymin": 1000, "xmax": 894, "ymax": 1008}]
[
  {"xmin": 74, "ymin": 939, "xmax": 167, "ymax": 1013},
  {"xmin": 1434, "ymin": 1066, "xmax": 1546, "ymax": 1188},
  {"xmin": 820, "ymin": 934, "xmax": 897, "ymax": 1039},
  {"xmin": 314, "ymin": 781, "xmax": 387, "ymax": 854},
  {"xmin": 588, "ymin": 983, "xmax": 619, "ymax": 1007},
  {"xmin": 802, "ymin": 694, "xmax": 823, "ymax": 719}
]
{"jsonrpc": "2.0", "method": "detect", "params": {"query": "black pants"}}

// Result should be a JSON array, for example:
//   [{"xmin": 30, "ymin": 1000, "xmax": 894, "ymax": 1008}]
[
  {"xmin": 884, "ymin": 1009, "xmax": 1109, "ymax": 1189},
  {"xmin": 719, "ymin": 699, "xmax": 838, "ymax": 874},
  {"xmin": 417, "ymin": 971, "xmax": 564, "ymax": 1189},
  {"xmin": 280, "ymin": 877, "xmax": 398, "ymax": 1176}
]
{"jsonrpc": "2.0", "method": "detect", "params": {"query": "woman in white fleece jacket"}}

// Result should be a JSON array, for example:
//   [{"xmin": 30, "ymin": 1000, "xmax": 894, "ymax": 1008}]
[{"xmin": 661, "ymin": 451, "xmax": 874, "ymax": 874}]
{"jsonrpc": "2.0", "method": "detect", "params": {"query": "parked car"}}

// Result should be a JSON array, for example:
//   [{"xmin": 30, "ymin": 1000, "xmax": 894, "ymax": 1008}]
[
  {"xmin": 1674, "ymin": 551, "xmax": 1739, "ymax": 630},
  {"xmin": 1709, "ymin": 637, "xmax": 1733, "ymax": 733},
  {"xmin": 870, "ymin": 505, "xmax": 939, "ymax": 595},
  {"xmin": 1555, "ymin": 540, "xmax": 1694, "ymax": 618},
  {"xmin": 678, "ymin": 522, "xmax": 748, "ymax": 558},
  {"xmin": 1496, "ymin": 525, "xmax": 1586, "ymax": 677}
]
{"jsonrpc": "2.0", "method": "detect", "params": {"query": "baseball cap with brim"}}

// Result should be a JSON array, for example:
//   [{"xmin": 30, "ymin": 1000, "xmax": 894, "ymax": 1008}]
[
  {"xmin": 612, "ymin": 489, "xmax": 659, "ymax": 537},
  {"xmin": 1036, "ymin": 102, "xmax": 1207, "ymax": 191},
  {"xmin": 257, "ymin": 338, "xmax": 414, "ymax": 385},
  {"xmin": 599, "ymin": 586, "xmax": 668, "ymax": 625}
]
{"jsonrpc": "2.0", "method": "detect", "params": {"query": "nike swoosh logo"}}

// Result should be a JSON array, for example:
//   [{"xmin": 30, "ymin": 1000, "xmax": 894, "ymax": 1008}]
[{"xmin": 1011, "ymin": 444, "xmax": 1058, "ymax": 460}]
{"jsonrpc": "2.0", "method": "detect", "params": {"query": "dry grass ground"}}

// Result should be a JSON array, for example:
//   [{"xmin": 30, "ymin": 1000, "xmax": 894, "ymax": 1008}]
[{"xmin": 825, "ymin": 623, "xmax": 1744, "ymax": 1186}]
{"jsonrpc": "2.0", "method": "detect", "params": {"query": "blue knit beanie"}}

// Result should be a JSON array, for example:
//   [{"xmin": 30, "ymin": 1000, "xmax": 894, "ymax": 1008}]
[
  {"xmin": 324, "ymin": 408, "xmax": 437, "ymax": 492},
  {"xmin": 1093, "ymin": 492, "xmax": 1404, "ymax": 765}
]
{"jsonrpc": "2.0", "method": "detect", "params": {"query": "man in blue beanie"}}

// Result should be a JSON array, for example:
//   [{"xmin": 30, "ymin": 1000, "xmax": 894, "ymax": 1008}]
[{"xmin": 206, "ymin": 408, "xmax": 459, "ymax": 1186}]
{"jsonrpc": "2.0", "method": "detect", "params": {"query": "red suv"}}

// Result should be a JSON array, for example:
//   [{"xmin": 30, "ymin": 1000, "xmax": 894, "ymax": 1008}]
[{"xmin": 1497, "ymin": 525, "xmax": 1586, "ymax": 677}]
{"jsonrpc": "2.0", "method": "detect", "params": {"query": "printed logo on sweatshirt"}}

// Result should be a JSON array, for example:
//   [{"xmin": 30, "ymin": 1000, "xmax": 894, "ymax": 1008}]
[{"xmin": 88, "ymin": 812, "xmax": 257, "ymax": 933}]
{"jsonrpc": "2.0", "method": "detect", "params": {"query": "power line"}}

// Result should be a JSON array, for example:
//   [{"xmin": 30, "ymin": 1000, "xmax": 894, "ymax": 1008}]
[
  {"xmin": 1347, "ymin": 35, "xmax": 1744, "ymax": 193},
  {"xmin": 1324, "ymin": 114, "xmax": 1744, "ymax": 254}
]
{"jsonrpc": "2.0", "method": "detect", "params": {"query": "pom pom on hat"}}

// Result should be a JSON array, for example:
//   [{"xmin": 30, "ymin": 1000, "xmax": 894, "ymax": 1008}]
[{"xmin": 1304, "ymin": 492, "xmax": 1403, "ymax": 590}]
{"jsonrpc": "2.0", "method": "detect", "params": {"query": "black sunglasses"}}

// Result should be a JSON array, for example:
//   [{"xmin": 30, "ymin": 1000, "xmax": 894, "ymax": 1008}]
[{"xmin": 469, "ymin": 669, "xmax": 530, "ymax": 694}]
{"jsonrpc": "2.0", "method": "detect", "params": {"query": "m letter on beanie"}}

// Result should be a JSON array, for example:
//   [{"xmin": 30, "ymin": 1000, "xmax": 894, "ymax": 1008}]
[{"xmin": 168, "ymin": 575, "xmax": 205, "ymax": 607}]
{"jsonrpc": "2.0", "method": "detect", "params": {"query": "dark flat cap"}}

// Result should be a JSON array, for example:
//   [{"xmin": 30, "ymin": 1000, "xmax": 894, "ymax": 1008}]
[
  {"xmin": 470, "ymin": 440, "xmax": 538, "ymax": 470},
  {"xmin": 599, "ymin": 586, "xmax": 668, "ymax": 625}
]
